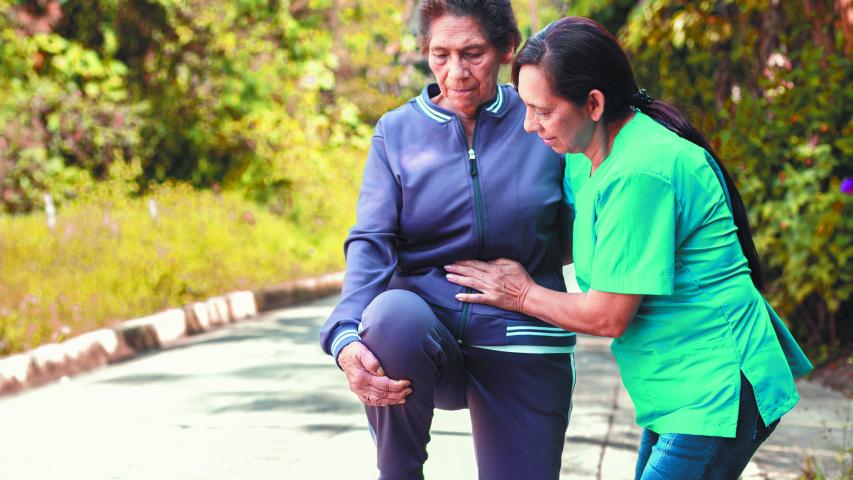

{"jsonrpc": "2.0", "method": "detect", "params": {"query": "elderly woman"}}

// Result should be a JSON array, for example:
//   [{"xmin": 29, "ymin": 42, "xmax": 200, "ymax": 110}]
[
  {"xmin": 445, "ymin": 17, "xmax": 813, "ymax": 480},
  {"xmin": 319, "ymin": 1, "xmax": 575, "ymax": 479}
]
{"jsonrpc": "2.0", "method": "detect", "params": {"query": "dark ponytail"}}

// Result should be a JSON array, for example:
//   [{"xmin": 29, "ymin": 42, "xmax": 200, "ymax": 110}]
[{"xmin": 514, "ymin": 17, "xmax": 764, "ymax": 291}]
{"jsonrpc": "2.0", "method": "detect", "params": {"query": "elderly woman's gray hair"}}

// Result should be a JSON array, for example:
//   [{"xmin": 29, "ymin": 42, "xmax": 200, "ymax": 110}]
[{"xmin": 417, "ymin": 0, "xmax": 521, "ymax": 55}]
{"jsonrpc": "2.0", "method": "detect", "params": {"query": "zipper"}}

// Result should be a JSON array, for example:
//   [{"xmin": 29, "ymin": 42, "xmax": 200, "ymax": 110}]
[
  {"xmin": 468, "ymin": 147, "xmax": 487, "ymax": 258},
  {"xmin": 454, "ymin": 114, "xmax": 486, "ymax": 344}
]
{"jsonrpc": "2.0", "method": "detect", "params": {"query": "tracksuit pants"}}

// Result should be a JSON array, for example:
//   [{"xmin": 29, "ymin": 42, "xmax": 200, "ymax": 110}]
[{"xmin": 360, "ymin": 289, "xmax": 576, "ymax": 480}]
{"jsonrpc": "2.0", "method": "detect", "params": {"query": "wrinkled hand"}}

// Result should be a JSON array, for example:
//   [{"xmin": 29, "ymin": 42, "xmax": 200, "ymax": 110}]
[
  {"xmin": 338, "ymin": 341, "xmax": 412, "ymax": 407},
  {"xmin": 445, "ymin": 258, "xmax": 536, "ymax": 313}
]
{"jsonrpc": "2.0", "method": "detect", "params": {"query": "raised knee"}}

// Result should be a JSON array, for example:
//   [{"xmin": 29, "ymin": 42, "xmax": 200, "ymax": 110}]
[{"xmin": 362, "ymin": 290, "xmax": 435, "ymax": 345}]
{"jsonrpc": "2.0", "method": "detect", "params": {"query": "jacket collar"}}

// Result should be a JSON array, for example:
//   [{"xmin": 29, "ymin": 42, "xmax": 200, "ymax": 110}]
[{"xmin": 414, "ymin": 83, "xmax": 509, "ymax": 123}]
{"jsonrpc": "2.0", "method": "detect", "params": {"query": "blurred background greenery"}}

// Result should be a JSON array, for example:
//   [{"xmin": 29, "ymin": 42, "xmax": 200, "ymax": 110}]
[{"xmin": 0, "ymin": 1, "xmax": 850, "ymax": 371}]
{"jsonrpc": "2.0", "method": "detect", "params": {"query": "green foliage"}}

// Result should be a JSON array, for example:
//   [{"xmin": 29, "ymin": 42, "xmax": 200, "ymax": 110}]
[
  {"xmin": 0, "ymin": 161, "xmax": 358, "ymax": 355},
  {"xmin": 510, "ymin": 1, "xmax": 568, "ymax": 40},
  {"xmin": 621, "ymin": 0, "xmax": 852, "ymax": 363},
  {"xmin": 334, "ymin": 1, "xmax": 427, "ymax": 122},
  {"xmin": 566, "ymin": 0, "xmax": 636, "ymax": 34},
  {"xmin": 0, "ymin": 1, "xmax": 146, "ymax": 212},
  {"xmin": 0, "ymin": 0, "xmax": 371, "ymax": 213},
  {"xmin": 65, "ymin": 0, "xmax": 372, "ymax": 207}
]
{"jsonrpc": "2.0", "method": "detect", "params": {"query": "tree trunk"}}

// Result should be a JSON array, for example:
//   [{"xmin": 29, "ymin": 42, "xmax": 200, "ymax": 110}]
[
  {"xmin": 528, "ymin": 0, "xmax": 539, "ymax": 33},
  {"xmin": 837, "ymin": 0, "xmax": 853, "ymax": 55},
  {"xmin": 402, "ymin": 0, "xmax": 415, "ymax": 26},
  {"xmin": 798, "ymin": 302, "xmax": 820, "ymax": 349},
  {"xmin": 803, "ymin": 0, "xmax": 835, "ymax": 56},
  {"xmin": 327, "ymin": 0, "xmax": 352, "ymax": 79}
]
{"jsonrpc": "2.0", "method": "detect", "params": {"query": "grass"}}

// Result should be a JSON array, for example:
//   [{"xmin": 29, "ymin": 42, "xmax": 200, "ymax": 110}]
[
  {"xmin": 800, "ymin": 405, "xmax": 853, "ymax": 480},
  {"xmin": 0, "ymin": 179, "xmax": 357, "ymax": 356}
]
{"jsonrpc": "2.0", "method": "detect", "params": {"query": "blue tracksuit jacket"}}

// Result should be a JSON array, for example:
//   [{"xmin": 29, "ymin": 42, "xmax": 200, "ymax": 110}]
[{"xmin": 320, "ymin": 83, "xmax": 573, "ymax": 359}]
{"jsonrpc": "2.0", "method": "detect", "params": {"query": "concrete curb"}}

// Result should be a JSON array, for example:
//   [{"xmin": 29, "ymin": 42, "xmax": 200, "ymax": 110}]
[{"xmin": 0, "ymin": 271, "xmax": 345, "ymax": 396}]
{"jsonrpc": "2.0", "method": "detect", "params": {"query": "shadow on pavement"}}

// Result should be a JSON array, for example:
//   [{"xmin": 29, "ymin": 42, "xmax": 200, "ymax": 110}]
[
  {"xmin": 210, "ymin": 391, "xmax": 362, "ymax": 415},
  {"xmin": 98, "ymin": 373, "xmax": 189, "ymax": 384}
]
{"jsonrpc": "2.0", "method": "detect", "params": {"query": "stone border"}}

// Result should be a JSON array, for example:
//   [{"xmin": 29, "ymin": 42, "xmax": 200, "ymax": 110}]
[{"xmin": 0, "ymin": 271, "xmax": 345, "ymax": 397}]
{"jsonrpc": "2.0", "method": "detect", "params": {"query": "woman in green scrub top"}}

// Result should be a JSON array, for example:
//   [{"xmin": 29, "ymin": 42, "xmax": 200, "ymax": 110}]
[{"xmin": 444, "ymin": 17, "xmax": 813, "ymax": 480}]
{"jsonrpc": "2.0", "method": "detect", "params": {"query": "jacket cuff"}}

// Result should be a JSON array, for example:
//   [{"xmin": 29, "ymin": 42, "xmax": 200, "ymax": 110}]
[{"xmin": 330, "ymin": 325, "xmax": 361, "ymax": 365}]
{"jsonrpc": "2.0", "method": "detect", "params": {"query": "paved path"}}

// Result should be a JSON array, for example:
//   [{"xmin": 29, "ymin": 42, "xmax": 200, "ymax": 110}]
[{"xmin": 0, "ymin": 296, "xmax": 849, "ymax": 479}]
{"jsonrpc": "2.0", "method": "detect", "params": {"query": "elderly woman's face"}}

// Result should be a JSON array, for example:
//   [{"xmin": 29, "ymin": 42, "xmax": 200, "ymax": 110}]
[
  {"xmin": 518, "ymin": 64, "xmax": 596, "ymax": 155},
  {"xmin": 427, "ymin": 15, "xmax": 512, "ymax": 118}
]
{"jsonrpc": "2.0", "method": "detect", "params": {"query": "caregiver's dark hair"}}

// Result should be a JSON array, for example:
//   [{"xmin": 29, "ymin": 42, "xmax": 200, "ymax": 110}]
[
  {"xmin": 417, "ymin": 0, "xmax": 521, "ymax": 55},
  {"xmin": 513, "ymin": 17, "xmax": 764, "ymax": 291}
]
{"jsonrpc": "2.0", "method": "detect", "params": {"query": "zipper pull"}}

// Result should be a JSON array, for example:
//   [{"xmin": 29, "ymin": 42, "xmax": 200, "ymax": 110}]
[{"xmin": 468, "ymin": 149, "xmax": 478, "ymax": 176}]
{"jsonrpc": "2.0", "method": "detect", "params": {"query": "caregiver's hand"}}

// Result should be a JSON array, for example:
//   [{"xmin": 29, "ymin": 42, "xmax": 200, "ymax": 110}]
[
  {"xmin": 339, "ymin": 342, "xmax": 412, "ymax": 407},
  {"xmin": 445, "ymin": 258, "xmax": 536, "ymax": 313}
]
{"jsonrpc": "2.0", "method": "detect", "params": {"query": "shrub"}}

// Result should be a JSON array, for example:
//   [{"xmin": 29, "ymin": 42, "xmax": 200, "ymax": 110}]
[
  {"xmin": 0, "ymin": 1, "xmax": 146, "ymax": 213},
  {"xmin": 0, "ymin": 161, "xmax": 359, "ymax": 355}
]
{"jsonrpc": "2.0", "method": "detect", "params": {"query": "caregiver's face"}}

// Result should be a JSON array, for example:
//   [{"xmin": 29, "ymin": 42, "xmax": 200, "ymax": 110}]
[
  {"xmin": 518, "ymin": 64, "xmax": 596, "ymax": 155},
  {"xmin": 427, "ymin": 15, "xmax": 512, "ymax": 118}
]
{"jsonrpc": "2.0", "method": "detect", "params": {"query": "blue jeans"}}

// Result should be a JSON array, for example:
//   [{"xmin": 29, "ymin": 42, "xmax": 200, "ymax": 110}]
[{"xmin": 634, "ymin": 374, "xmax": 779, "ymax": 480}]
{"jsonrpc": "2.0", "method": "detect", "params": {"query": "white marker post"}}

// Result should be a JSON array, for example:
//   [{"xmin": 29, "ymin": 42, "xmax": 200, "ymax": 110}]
[
  {"xmin": 148, "ymin": 198, "xmax": 158, "ymax": 221},
  {"xmin": 43, "ymin": 193, "xmax": 57, "ymax": 230}
]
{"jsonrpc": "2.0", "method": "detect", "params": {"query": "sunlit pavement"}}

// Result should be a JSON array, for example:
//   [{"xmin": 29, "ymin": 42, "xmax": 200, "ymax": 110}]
[{"xmin": 0, "ymin": 292, "xmax": 848, "ymax": 479}]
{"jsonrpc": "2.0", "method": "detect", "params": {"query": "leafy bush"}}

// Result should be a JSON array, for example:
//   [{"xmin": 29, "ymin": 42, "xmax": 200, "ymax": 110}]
[
  {"xmin": 0, "ymin": 0, "xmax": 146, "ymax": 213},
  {"xmin": 0, "ymin": 0, "xmax": 374, "ymax": 213}
]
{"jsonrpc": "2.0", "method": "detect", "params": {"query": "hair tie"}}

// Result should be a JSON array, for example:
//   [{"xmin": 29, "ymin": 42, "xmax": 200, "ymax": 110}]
[{"xmin": 631, "ymin": 89, "xmax": 654, "ymax": 109}]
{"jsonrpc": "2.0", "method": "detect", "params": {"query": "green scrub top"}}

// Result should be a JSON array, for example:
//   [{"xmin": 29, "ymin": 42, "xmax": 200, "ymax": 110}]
[{"xmin": 568, "ymin": 111, "xmax": 812, "ymax": 437}]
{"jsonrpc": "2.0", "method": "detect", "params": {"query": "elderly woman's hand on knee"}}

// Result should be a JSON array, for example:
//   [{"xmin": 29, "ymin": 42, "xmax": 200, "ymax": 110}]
[{"xmin": 338, "ymin": 341, "xmax": 412, "ymax": 407}]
